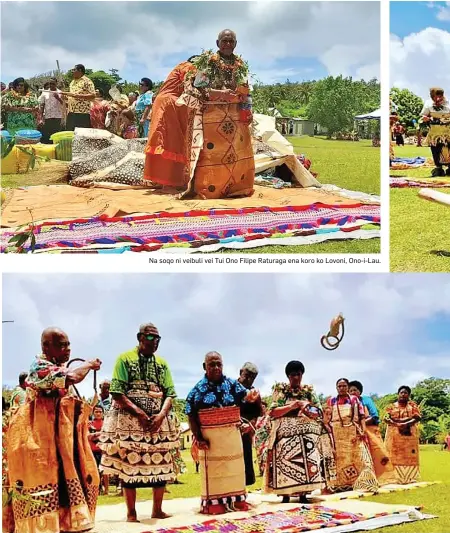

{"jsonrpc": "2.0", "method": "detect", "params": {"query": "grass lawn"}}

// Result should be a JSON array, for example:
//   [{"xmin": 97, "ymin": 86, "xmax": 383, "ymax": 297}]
[
  {"xmin": 1, "ymin": 137, "xmax": 380, "ymax": 254},
  {"xmin": 390, "ymin": 145, "xmax": 450, "ymax": 272},
  {"xmin": 97, "ymin": 445, "xmax": 449, "ymax": 532},
  {"xmin": 228, "ymin": 136, "xmax": 380, "ymax": 254},
  {"xmin": 367, "ymin": 445, "xmax": 450, "ymax": 533}
]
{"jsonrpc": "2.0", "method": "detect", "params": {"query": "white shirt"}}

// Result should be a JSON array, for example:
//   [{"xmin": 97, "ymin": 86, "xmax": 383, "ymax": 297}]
[
  {"xmin": 39, "ymin": 90, "xmax": 64, "ymax": 119},
  {"xmin": 421, "ymin": 98, "xmax": 450, "ymax": 116}
]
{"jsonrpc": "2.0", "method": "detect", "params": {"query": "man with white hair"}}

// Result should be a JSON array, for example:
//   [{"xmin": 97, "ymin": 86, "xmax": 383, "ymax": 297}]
[
  {"xmin": 97, "ymin": 379, "xmax": 112, "ymax": 411},
  {"xmin": 238, "ymin": 362, "xmax": 263, "ymax": 485}
]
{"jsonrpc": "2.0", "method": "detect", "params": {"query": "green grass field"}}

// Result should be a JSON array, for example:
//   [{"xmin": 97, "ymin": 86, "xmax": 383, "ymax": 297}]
[
  {"xmin": 97, "ymin": 445, "xmax": 449, "ymax": 532},
  {"xmin": 230, "ymin": 136, "xmax": 380, "ymax": 254},
  {"xmin": 390, "ymin": 145, "xmax": 450, "ymax": 272},
  {"xmin": 1, "ymin": 137, "xmax": 380, "ymax": 254}
]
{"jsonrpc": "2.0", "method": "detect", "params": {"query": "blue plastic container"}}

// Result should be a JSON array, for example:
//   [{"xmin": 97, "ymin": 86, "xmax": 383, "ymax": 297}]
[
  {"xmin": 15, "ymin": 129, "xmax": 42, "ymax": 145},
  {"xmin": 0, "ymin": 130, "xmax": 12, "ymax": 142}
]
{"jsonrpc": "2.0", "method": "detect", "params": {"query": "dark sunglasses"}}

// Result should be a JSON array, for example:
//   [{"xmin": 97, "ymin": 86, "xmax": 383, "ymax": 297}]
[{"xmin": 142, "ymin": 334, "xmax": 160, "ymax": 342}]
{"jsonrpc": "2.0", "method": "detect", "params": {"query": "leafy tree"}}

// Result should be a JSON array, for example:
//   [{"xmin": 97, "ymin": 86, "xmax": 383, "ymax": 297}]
[
  {"xmin": 390, "ymin": 87, "xmax": 423, "ymax": 128},
  {"xmin": 308, "ymin": 76, "xmax": 380, "ymax": 136},
  {"xmin": 374, "ymin": 378, "xmax": 450, "ymax": 443},
  {"xmin": 86, "ymin": 70, "xmax": 118, "ymax": 96},
  {"xmin": 173, "ymin": 398, "xmax": 187, "ymax": 422},
  {"xmin": 2, "ymin": 385, "xmax": 12, "ymax": 405},
  {"xmin": 108, "ymin": 69, "xmax": 122, "ymax": 84}
]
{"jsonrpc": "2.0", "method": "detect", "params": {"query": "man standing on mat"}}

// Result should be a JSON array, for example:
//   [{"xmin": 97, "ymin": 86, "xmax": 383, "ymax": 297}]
[
  {"xmin": 98, "ymin": 323, "xmax": 180, "ymax": 522},
  {"xmin": 61, "ymin": 64, "xmax": 95, "ymax": 131}
]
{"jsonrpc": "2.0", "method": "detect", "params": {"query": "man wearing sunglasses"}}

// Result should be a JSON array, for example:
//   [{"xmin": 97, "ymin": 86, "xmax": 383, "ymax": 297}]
[{"xmin": 98, "ymin": 323, "xmax": 179, "ymax": 522}]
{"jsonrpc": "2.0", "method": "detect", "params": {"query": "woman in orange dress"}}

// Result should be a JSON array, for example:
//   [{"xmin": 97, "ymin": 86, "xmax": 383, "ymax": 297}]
[{"xmin": 384, "ymin": 386, "xmax": 421, "ymax": 484}]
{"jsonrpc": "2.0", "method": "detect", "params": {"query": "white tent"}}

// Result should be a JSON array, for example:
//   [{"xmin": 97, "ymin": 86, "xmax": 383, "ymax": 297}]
[
  {"xmin": 253, "ymin": 114, "xmax": 321, "ymax": 188},
  {"xmin": 354, "ymin": 108, "xmax": 381, "ymax": 120}
]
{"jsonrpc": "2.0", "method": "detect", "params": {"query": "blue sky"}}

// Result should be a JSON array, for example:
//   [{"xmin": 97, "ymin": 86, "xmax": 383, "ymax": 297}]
[
  {"xmin": 390, "ymin": 2, "xmax": 450, "ymax": 98},
  {"xmin": 391, "ymin": 2, "xmax": 450, "ymax": 37},
  {"xmin": 1, "ymin": 2, "xmax": 380, "ymax": 86},
  {"xmin": 3, "ymin": 274, "xmax": 449, "ymax": 400}
]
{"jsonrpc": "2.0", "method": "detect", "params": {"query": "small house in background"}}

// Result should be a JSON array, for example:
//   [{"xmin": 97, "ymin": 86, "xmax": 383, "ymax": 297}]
[
  {"xmin": 276, "ymin": 117, "xmax": 315, "ymax": 136},
  {"xmin": 180, "ymin": 422, "xmax": 193, "ymax": 449}
]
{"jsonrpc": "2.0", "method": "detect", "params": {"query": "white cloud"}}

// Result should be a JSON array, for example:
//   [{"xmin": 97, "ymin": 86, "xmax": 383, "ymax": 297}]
[
  {"xmin": 435, "ymin": 1, "xmax": 450, "ymax": 20},
  {"xmin": 390, "ymin": 27, "xmax": 450, "ymax": 99},
  {"xmin": 0, "ymin": 2, "xmax": 380, "ymax": 85},
  {"xmin": 3, "ymin": 273, "xmax": 449, "ymax": 401}
]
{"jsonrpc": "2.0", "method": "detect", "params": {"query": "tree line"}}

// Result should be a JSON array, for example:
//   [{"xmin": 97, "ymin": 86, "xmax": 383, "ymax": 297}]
[
  {"xmin": 171, "ymin": 377, "xmax": 449, "ymax": 446},
  {"xmin": 390, "ymin": 87, "xmax": 425, "ymax": 131},
  {"xmin": 3, "ymin": 377, "xmax": 448, "ymax": 445},
  {"xmin": 28, "ymin": 67, "xmax": 380, "ymax": 137}
]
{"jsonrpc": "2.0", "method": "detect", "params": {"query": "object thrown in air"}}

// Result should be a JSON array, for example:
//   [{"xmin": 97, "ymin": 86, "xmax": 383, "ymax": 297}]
[{"xmin": 320, "ymin": 313, "xmax": 345, "ymax": 351}]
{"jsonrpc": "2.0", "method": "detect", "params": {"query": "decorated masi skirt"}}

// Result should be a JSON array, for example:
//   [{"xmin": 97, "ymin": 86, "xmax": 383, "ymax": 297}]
[
  {"xmin": 189, "ymin": 103, "xmax": 255, "ymax": 199},
  {"xmin": 264, "ymin": 414, "xmax": 336, "ymax": 496},
  {"xmin": 197, "ymin": 406, "xmax": 248, "ymax": 514},
  {"xmin": 330, "ymin": 404, "xmax": 379, "ymax": 492},
  {"xmin": 427, "ymin": 124, "xmax": 450, "ymax": 164},
  {"xmin": 385, "ymin": 425, "xmax": 420, "ymax": 484},
  {"xmin": 98, "ymin": 389, "xmax": 180, "ymax": 487},
  {"xmin": 6, "ymin": 395, "xmax": 99, "ymax": 533},
  {"xmin": 365, "ymin": 424, "xmax": 397, "ymax": 485}
]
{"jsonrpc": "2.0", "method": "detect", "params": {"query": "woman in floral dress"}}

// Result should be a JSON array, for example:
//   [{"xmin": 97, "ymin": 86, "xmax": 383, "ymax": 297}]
[{"xmin": 1, "ymin": 78, "xmax": 40, "ymax": 135}]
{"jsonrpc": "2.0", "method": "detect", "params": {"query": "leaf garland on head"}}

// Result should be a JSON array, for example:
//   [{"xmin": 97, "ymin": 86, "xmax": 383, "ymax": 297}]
[{"xmin": 186, "ymin": 49, "xmax": 250, "ymax": 88}]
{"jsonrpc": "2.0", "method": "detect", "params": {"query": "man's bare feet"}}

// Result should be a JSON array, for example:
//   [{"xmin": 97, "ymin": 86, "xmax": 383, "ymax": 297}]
[
  {"xmin": 152, "ymin": 511, "xmax": 172, "ymax": 519},
  {"xmin": 126, "ymin": 512, "xmax": 140, "ymax": 523}
]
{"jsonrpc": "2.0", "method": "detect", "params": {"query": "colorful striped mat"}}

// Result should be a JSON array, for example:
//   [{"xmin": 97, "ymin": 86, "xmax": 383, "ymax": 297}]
[
  {"xmin": 390, "ymin": 177, "xmax": 450, "ymax": 188},
  {"xmin": 1, "ymin": 203, "xmax": 380, "ymax": 253},
  {"xmin": 153, "ymin": 505, "xmax": 404, "ymax": 533}
]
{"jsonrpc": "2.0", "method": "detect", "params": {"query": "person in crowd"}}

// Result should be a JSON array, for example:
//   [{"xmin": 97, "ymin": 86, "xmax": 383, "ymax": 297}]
[
  {"xmin": 265, "ymin": 361, "xmax": 336, "ymax": 503},
  {"xmin": 186, "ymin": 351, "xmax": 260, "ymax": 514},
  {"xmin": 1, "ymin": 77, "xmax": 40, "ymax": 134},
  {"xmin": 326, "ymin": 378, "xmax": 379, "ymax": 492},
  {"xmin": 98, "ymin": 323, "xmax": 179, "ymax": 522},
  {"xmin": 90, "ymin": 88, "xmax": 110, "ymax": 129},
  {"xmin": 142, "ymin": 56, "xmax": 197, "ymax": 188},
  {"xmin": 120, "ymin": 109, "xmax": 139, "ymax": 139},
  {"xmin": 128, "ymin": 91, "xmax": 139, "ymax": 110},
  {"xmin": 421, "ymin": 87, "xmax": 450, "ymax": 176},
  {"xmin": 144, "ymin": 29, "xmax": 254, "ymax": 200},
  {"xmin": 444, "ymin": 433, "xmax": 450, "ymax": 451},
  {"xmin": 254, "ymin": 400, "xmax": 271, "ymax": 476},
  {"xmin": 237, "ymin": 362, "xmax": 263, "ymax": 486},
  {"xmin": 88, "ymin": 404, "xmax": 110, "ymax": 495},
  {"xmin": 9, "ymin": 372, "xmax": 27, "ymax": 410},
  {"xmin": 348, "ymin": 380, "xmax": 396, "ymax": 484},
  {"xmin": 38, "ymin": 77, "xmax": 64, "ymax": 143},
  {"xmin": 97, "ymin": 379, "xmax": 112, "ymax": 411},
  {"xmin": 60, "ymin": 64, "xmax": 96, "ymax": 130},
  {"xmin": 105, "ymin": 95, "xmax": 130, "ymax": 136},
  {"xmin": 6, "ymin": 327, "xmax": 101, "ymax": 533},
  {"xmin": 393, "ymin": 121, "xmax": 405, "ymax": 146},
  {"xmin": 135, "ymin": 77, "xmax": 153, "ymax": 137},
  {"xmin": 385, "ymin": 386, "xmax": 421, "ymax": 484}
]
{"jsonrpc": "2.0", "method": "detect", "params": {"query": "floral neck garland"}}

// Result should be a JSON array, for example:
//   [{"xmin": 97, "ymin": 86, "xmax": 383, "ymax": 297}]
[
  {"xmin": 188, "ymin": 49, "xmax": 249, "ymax": 90},
  {"xmin": 273, "ymin": 382, "xmax": 313, "ymax": 399}
]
